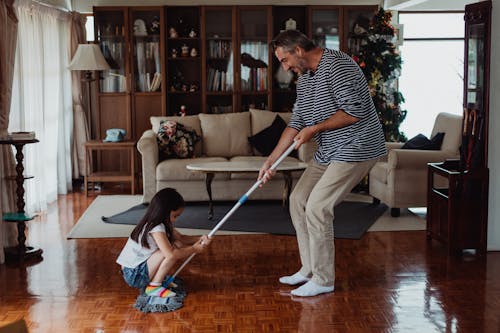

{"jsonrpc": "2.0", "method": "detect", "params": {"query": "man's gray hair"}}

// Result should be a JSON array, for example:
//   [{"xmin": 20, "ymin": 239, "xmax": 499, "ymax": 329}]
[{"xmin": 270, "ymin": 30, "xmax": 316, "ymax": 53}]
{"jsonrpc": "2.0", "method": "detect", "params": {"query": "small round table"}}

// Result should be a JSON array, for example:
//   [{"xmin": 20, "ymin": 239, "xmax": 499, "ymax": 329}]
[{"xmin": 187, "ymin": 160, "xmax": 308, "ymax": 219}]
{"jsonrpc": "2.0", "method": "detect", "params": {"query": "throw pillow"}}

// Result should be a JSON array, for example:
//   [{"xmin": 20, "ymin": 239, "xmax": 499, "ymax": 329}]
[
  {"xmin": 248, "ymin": 115, "xmax": 288, "ymax": 156},
  {"xmin": 157, "ymin": 120, "xmax": 200, "ymax": 159},
  {"xmin": 401, "ymin": 132, "xmax": 445, "ymax": 150}
]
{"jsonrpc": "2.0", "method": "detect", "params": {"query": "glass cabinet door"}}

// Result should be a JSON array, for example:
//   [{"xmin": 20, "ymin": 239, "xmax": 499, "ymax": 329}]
[
  {"xmin": 95, "ymin": 9, "xmax": 127, "ymax": 93},
  {"xmin": 239, "ymin": 7, "xmax": 270, "ymax": 111},
  {"xmin": 465, "ymin": 23, "xmax": 485, "ymax": 111},
  {"xmin": 166, "ymin": 6, "xmax": 201, "ymax": 115},
  {"xmin": 311, "ymin": 7, "xmax": 340, "ymax": 50},
  {"xmin": 204, "ymin": 7, "xmax": 234, "ymax": 114},
  {"xmin": 131, "ymin": 9, "xmax": 162, "ymax": 93},
  {"xmin": 462, "ymin": 0, "xmax": 491, "ymax": 170},
  {"xmin": 344, "ymin": 7, "xmax": 376, "ymax": 55}
]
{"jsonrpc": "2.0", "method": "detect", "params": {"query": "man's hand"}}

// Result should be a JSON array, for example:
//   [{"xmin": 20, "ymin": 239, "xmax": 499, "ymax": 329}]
[
  {"xmin": 294, "ymin": 126, "xmax": 317, "ymax": 148},
  {"xmin": 258, "ymin": 160, "xmax": 276, "ymax": 185}
]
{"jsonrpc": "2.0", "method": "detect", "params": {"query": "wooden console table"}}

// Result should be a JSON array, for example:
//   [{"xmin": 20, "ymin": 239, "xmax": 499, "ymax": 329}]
[
  {"xmin": 0, "ymin": 138, "xmax": 43, "ymax": 263},
  {"xmin": 84, "ymin": 140, "xmax": 136, "ymax": 196}
]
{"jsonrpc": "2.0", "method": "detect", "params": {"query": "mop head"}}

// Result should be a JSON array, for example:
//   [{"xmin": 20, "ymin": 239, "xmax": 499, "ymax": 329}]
[{"xmin": 134, "ymin": 277, "xmax": 187, "ymax": 313}]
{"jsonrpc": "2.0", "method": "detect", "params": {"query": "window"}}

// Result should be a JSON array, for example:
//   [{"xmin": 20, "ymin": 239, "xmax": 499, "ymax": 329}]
[
  {"xmin": 85, "ymin": 15, "xmax": 94, "ymax": 41},
  {"xmin": 398, "ymin": 13, "xmax": 464, "ymax": 138}
]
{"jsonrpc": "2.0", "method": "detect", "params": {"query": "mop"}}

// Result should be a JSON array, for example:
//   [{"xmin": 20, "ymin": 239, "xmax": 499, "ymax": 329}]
[{"xmin": 135, "ymin": 141, "xmax": 298, "ymax": 313}]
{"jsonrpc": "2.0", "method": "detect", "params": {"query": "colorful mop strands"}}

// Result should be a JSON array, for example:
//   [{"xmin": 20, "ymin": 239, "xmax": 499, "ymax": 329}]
[
  {"xmin": 134, "ymin": 277, "xmax": 187, "ymax": 313},
  {"xmin": 164, "ymin": 141, "xmax": 299, "ymax": 287}
]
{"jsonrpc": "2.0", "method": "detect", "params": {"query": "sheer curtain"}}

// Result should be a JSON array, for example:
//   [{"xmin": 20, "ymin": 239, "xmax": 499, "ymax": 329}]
[{"xmin": 10, "ymin": 0, "xmax": 73, "ymax": 214}]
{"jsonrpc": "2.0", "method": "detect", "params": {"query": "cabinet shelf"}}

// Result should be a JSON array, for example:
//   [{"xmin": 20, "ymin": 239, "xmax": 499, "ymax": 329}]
[
  {"xmin": 168, "ymin": 57, "xmax": 200, "ymax": 61},
  {"xmin": 241, "ymin": 91, "xmax": 269, "ymax": 95},
  {"xmin": 134, "ymin": 34, "xmax": 160, "ymax": 39},
  {"xmin": 206, "ymin": 37, "xmax": 232, "ymax": 41},
  {"xmin": 3, "ymin": 212, "xmax": 35, "ymax": 222},
  {"xmin": 206, "ymin": 91, "xmax": 233, "ymax": 96},
  {"xmin": 168, "ymin": 91, "xmax": 200, "ymax": 95},
  {"xmin": 134, "ymin": 92, "xmax": 162, "ymax": 96},
  {"xmin": 5, "ymin": 175, "xmax": 34, "ymax": 180},
  {"xmin": 168, "ymin": 37, "xmax": 200, "ymax": 41}
]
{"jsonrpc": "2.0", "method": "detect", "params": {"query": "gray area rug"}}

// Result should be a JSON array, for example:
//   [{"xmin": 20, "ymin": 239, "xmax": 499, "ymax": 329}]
[{"xmin": 102, "ymin": 201, "xmax": 388, "ymax": 239}]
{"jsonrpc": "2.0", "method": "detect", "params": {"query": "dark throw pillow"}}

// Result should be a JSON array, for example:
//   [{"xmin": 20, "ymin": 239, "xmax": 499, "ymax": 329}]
[
  {"xmin": 401, "ymin": 132, "xmax": 445, "ymax": 150},
  {"xmin": 248, "ymin": 115, "xmax": 288, "ymax": 156},
  {"xmin": 157, "ymin": 120, "xmax": 200, "ymax": 159}
]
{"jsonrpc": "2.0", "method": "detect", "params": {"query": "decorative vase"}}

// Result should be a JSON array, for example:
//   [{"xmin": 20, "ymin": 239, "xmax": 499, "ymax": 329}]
[{"xmin": 275, "ymin": 66, "xmax": 294, "ymax": 89}]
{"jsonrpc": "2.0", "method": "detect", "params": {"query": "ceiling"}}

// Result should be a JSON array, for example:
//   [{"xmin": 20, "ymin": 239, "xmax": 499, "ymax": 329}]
[{"xmin": 38, "ymin": 0, "xmax": 481, "ymax": 13}]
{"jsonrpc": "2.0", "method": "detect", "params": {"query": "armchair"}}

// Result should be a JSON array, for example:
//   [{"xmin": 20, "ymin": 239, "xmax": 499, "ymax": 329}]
[{"xmin": 369, "ymin": 112, "xmax": 463, "ymax": 217}]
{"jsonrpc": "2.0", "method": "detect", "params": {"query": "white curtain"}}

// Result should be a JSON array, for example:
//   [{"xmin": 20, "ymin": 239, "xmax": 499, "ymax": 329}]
[{"xmin": 10, "ymin": 0, "xmax": 73, "ymax": 214}]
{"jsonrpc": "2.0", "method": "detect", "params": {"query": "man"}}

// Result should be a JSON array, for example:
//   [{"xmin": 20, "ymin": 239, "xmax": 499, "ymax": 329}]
[{"xmin": 259, "ymin": 30, "xmax": 386, "ymax": 297}]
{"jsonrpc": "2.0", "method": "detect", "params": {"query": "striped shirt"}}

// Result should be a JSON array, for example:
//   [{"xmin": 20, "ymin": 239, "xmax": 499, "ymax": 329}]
[{"xmin": 288, "ymin": 49, "xmax": 387, "ymax": 164}]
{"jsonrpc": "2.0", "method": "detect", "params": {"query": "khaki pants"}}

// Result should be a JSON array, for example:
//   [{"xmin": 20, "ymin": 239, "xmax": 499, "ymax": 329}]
[{"xmin": 289, "ymin": 159, "xmax": 376, "ymax": 286}]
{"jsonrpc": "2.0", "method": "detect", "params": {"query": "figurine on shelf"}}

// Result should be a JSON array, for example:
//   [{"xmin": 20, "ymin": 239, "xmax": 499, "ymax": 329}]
[
  {"xmin": 177, "ymin": 17, "xmax": 186, "ymax": 36},
  {"xmin": 188, "ymin": 28, "xmax": 197, "ymax": 38},
  {"xmin": 181, "ymin": 84, "xmax": 188, "ymax": 92},
  {"xmin": 179, "ymin": 105, "xmax": 187, "ymax": 116},
  {"xmin": 171, "ymin": 70, "xmax": 184, "ymax": 91},
  {"xmin": 150, "ymin": 16, "xmax": 160, "ymax": 34},
  {"xmin": 171, "ymin": 48, "xmax": 178, "ymax": 58},
  {"xmin": 133, "ymin": 19, "xmax": 147, "ymax": 36},
  {"xmin": 181, "ymin": 44, "xmax": 189, "ymax": 57},
  {"xmin": 169, "ymin": 27, "xmax": 178, "ymax": 38},
  {"xmin": 190, "ymin": 47, "xmax": 198, "ymax": 57},
  {"xmin": 189, "ymin": 84, "xmax": 198, "ymax": 92},
  {"xmin": 285, "ymin": 18, "xmax": 297, "ymax": 31},
  {"xmin": 275, "ymin": 65, "xmax": 294, "ymax": 89},
  {"xmin": 104, "ymin": 23, "xmax": 113, "ymax": 36}
]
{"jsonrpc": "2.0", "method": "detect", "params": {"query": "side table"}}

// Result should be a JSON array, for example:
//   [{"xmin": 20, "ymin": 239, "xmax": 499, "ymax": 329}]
[
  {"xmin": 84, "ymin": 140, "xmax": 136, "ymax": 196},
  {"xmin": 0, "ymin": 138, "xmax": 43, "ymax": 263},
  {"xmin": 427, "ymin": 160, "xmax": 488, "ymax": 255}
]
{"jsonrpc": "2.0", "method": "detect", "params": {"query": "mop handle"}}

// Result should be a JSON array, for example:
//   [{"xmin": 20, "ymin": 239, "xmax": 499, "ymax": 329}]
[{"xmin": 165, "ymin": 141, "xmax": 298, "ymax": 286}]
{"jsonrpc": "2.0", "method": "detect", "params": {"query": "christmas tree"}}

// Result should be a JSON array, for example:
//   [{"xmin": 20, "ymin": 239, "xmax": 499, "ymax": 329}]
[{"xmin": 352, "ymin": 8, "xmax": 407, "ymax": 142}]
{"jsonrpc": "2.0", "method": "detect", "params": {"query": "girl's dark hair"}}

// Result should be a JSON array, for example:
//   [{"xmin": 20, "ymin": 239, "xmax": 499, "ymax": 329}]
[
  {"xmin": 270, "ymin": 29, "xmax": 316, "ymax": 53},
  {"xmin": 131, "ymin": 188, "xmax": 185, "ymax": 248}
]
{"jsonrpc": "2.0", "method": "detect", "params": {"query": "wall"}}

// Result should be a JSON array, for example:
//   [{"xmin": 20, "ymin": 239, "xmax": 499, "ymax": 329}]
[
  {"xmin": 488, "ymin": 0, "xmax": 499, "ymax": 250},
  {"xmin": 71, "ymin": 0, "xmax": 379, "ymax": 13}
]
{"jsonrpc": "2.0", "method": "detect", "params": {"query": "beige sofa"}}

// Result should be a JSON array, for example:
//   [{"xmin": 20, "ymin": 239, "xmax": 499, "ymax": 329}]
[{"xmin": 137, "ymin": 109, "xmax": 315, "ymax": 203}]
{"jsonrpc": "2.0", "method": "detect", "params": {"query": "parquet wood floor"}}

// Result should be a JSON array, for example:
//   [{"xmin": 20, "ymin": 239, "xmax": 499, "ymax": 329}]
[{"xmin": 1, "ymin": 187, "xmax": 500, "ymax": 332}]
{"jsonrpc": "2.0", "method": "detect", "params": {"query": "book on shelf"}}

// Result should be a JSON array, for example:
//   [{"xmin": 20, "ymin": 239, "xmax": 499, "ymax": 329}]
[{"xmin": 1, "ymin": 131, "xmax": 36, "ymax": 140}]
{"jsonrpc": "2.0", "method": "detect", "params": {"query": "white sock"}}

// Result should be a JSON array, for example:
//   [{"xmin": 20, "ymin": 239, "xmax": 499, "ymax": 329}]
[
  {"xmin": 279, "ymin": 272, "xmax": 310, "ymax": 285},
  {"xmin": 290, "ymin": 280, "xmax": 334, "ymax": 297}
]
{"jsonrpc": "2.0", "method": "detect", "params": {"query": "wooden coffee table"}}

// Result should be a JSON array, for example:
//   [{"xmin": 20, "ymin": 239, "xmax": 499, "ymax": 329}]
[{"xmin": 186, "ymin": 160, "xmax": 308, "ymax": 219}]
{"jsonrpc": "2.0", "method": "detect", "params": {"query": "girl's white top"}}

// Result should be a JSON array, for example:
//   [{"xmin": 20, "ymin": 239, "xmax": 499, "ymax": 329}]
[{"xmin": 116, "ymin": 223, "xmax": 166, "ymax": 268}]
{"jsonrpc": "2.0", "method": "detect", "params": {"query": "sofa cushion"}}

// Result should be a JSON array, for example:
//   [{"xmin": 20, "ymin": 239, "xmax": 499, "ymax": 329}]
[
  {"xmin": 199, "ymin": 112, "xmax": 253, "ymax": 157},
  {"xmin": 157, "ymin": 120, "xmax": 200, "ymax": 159},
  {"xmin": 249, "ymin": 108, "xmax": 292, "ymax": 135},
  {"xmin": 156, "ymin": 156, "xmax": 229, "ymax": 181},
  {"xmin": 151, "ymin": 115, "xmax": 202, "ymax": 157},
  {"xmin": 248, "ymin": 115, "xmax": 287, "ymax": 156},
  {"xmin": 402, "ymin": 132, "xmax": 445, "ymax": 150}
]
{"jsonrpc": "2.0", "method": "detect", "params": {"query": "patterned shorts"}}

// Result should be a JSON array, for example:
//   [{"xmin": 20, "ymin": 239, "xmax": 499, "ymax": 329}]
[{"xmin": 122, "ymin": 261, "xmax": 149, "ymax": 289}]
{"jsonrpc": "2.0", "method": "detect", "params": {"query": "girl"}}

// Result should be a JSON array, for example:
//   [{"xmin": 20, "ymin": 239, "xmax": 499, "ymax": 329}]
[{"xmin": 117, "ymin": 188, "xmax": 211, "ymax": 298}]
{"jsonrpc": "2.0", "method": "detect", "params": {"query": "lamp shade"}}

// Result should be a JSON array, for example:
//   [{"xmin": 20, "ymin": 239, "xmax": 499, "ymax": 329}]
[{"xmin": 69, "ymin": 44, "xmax": 110, "ymax": 71}]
